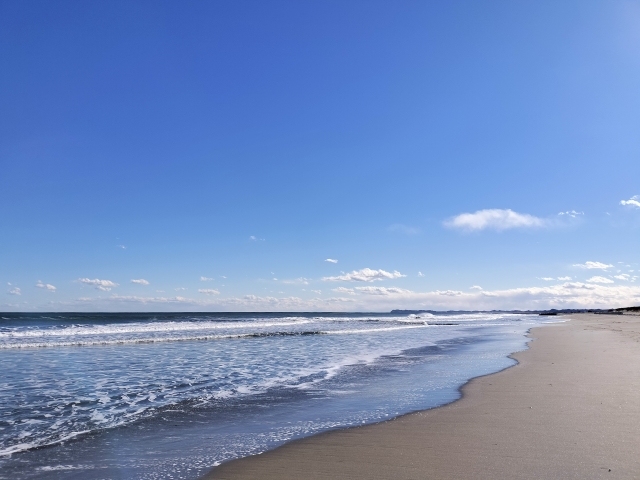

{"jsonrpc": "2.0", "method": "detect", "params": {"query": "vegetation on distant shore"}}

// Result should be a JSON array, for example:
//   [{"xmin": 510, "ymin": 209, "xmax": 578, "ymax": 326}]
[{"xmin": 612, "ymin": 306, "xmax": 640, "ymax": 314}]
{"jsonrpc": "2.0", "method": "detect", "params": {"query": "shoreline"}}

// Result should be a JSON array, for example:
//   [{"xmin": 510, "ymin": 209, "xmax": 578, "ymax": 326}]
[{"xmin": 203, "ymin": 314, "xmax": 640, "ymax": 479}]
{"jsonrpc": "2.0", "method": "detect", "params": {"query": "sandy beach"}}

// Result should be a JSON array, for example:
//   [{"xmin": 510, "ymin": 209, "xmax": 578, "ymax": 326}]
[{"xmin": 204, "ymin": 314, "xmax": 640, "ymax": 479}]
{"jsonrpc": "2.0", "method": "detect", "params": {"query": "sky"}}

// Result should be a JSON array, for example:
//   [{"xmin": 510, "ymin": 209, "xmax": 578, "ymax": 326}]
[{"xmin": 1, "ymin": 0, "xmax": 640, "ymax": 312}]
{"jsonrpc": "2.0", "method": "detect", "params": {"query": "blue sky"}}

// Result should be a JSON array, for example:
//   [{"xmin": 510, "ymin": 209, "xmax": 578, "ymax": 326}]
[{"xmin": 2, "ymin": 0, "xmax": 639, "ymax": 311}]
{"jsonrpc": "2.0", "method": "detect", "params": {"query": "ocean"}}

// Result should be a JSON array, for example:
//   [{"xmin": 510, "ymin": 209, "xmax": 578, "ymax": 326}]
[{"xmin": 0, "ymin": 312, "xmax": 559, "ymax": 479}]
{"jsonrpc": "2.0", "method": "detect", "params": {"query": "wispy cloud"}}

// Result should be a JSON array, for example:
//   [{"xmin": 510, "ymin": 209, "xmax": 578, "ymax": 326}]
[
  {"xmin": 573, "ymin": 261, "xmax": 613, "ymax": 270},
  {"xmin": 281, "ymin": 277, "xmax": 310, "ymax": 285},
  {"xmin": 325, "ymin": 258, "xmax": 338, "ymax": 264},
  {"xmin": 444, "ymin": 209, "xmax": 545, "ymax": 231},
  {"xmin": 78, "ymin": 278, "xmax": 118, "ymax": 291},
  {"xmin": 540, "ymin": 277, "xmax": 555, "ymax": 281},
  {"xmin": 36, "ymin": 281, "xmax": 56, "ymax": 291},
  {"xmin": 587, "ymin": 276, "xmax": 614, "ymax": 284},
  {"xmin": 198, "ymin": 289, "xmax": 220, "ymax": 295},
  {"xmin": 117, "ymin": 245, "xmax": 126, "ymax": 249},
  {"xmin": 614, "ymin": 274, "xmax": 630, "ymax": 281},
  {"xmin": 88, "ymin": 295, "xmax": 194, "ymax": 305},
  {"xmin": 557, "ymin": 276, "xmax": 572, "ymax": 281},
  {"xmin": 558, "ymin": 210, "xmax": 584, "ymax": 218},
  {"xmin": 311, "ymin": 290, "xmax": 322, "ymax": 295},
  {"xmin": 322, "ymin": 268, "xmax": 406, "ymax": 282},
  {"xmin": 332, "ymin": 287, "xmax": 355, "ymax": 295},
  {"xmin": 7, "ymin": 287, "xmax": 21, "ymax": 295},
  {"xmin": 131, "ymin": 279, "xmax": 150, "ymax": 285},
  {"xmin": 418, "ymin": 272, "xmax": 425, "ymax": 277},
  {"xmin": 470, "ymin": 285, "xmax": 483, "ymax": 290},
  {"xmin": 175, "ymin": 287, "xmax": 187, "ymax": 291},
  {"xmin": 620, "ymin": 195, "xmax": 640, "ymax": 208},
  {"xmin": 200, "ymin": 276, "xmax": 213, "ymax": 281},
  {"xmin": 355, "ymin": 286, "xmax": 412, "ymax": 295}
]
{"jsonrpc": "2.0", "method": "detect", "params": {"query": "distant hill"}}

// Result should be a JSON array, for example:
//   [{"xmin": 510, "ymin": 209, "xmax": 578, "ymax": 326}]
[{"xmin": 390, "ymin": 308, "xmax": 637, "ymax": 315}]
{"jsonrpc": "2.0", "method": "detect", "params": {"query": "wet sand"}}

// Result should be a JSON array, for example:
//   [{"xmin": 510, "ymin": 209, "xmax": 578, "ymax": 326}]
[{"xmin": 203, "ymin": 314, "xmax": 640, "ymax": 479}]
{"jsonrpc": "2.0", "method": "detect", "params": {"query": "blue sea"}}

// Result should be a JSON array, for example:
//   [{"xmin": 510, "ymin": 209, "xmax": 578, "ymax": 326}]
[{"xmin": 0, "ymin": 312, "xmax": 559, "ymax": 479}]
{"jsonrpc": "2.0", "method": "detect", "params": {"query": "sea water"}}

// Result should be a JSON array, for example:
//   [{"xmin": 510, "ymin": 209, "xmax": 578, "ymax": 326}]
[{"xmin": 0, "ymin": 312, "xmax": 559, "ymax": 479}]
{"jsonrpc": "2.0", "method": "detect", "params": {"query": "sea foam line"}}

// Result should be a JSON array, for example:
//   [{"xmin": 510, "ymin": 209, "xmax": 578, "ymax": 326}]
[
  {"xmin": 0, "ymin": 320, "xmax": 310, "ymax": 339},
  {"xmin": 0, "ymin": 331, "xmax": 325, "ymax": 349},
  {"xmin": 0, "ymin": 324, "xmax": 431, "ymax": 349}
]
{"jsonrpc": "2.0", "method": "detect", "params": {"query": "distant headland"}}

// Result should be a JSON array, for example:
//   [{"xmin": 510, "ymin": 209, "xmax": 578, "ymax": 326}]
[{"xmin": 390, "ymin": 306, "xmax": 640, "ymax": 316}]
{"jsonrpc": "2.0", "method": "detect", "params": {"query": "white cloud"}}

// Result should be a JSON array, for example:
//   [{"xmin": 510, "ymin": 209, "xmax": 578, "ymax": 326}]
[
  {"xmin": 355, "ymin": 286, "xmax": 413, "ymax": 295},
  {"xmin": 250, "ymin": 236, "xmax": 256, "ymax": 240},
  {"xmin": 8, "ymin": 287, "xmax": 21, "ymax": 295},
  {"xmin": 557, "ymin": 276, "xmax": 572, "ymax": 281},
  {"xmin": 620, "ymin": 195, "xmax": 640, "ymax": 208},
  {"xmin": 418, "ymin": 272, "xmax": 425, "ymax": 277},
  {"xmin": 387, "ymin": 224, "xmax": 420, "ymax": 235},
  {"xmin": 558, "ymin": 210, "xmax": 584, "ymax": 218},
  {"xmin": 131, "ymin": 279, "xmax": 150, "ymax": 285},
  {"xmin": 117, "ymin": 245, "xmax": 126, "ymax": 249},
  {"xmin": 200, "ymin": 276, "xmax": 213, "ymax": 281},
  {"xmin": 325, "ymin": 258, "xmax": 338, "ymax": 264},
  {"xmin": 444, "ymin": 209, "xmax": 545, "ymax": 231},
  {"xmin": 470, "ymin": 285, "xmax": 483, "ymax": 290},
  {"xmin": 311, "ymin": 290, "xmax": 322, "ymax": 295},
  {"xmin": 322, "ymin": 268, "xmax": 406, "ymax": 283},
  {"xmin": 198, "ymin": 289, "xmax": 220, "ymax": 295},
  {"xmin": 540, "ymin": 277, "xmax": 555, "ymax": 281},
  {"xmin": 435, "ymin": 290, "xmax": 464, "ymax": 296},
  {"xmin": 587, "ymin": 276, "xmax": 614, "ymax": 284},
  {"xmin": 573, "ymin": 261, "xmax": 613, "ymax": 270},
  {"xmin": 614, "ymin": 274, "xmax": 631, "ymax": 281},
  {"xmin": 175, "ymin": 287, "xmax": 187, "ymax": 291},
  {"xmin": 36, "ymin": 281, "xmax": 56, "ymax": 291},
  {"xmin": 79, "ymin": 278, "xmax": 118, "ymax": 291},
  {"xmin": 332, "ymin": 287, "xmax": 355, "ymax": 295}
]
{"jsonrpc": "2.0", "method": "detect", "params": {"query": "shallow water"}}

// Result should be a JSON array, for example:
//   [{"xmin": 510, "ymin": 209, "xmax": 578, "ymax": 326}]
[{"xmin": 0, "ymin": 312, "xmax": 558, "ymax": 479}]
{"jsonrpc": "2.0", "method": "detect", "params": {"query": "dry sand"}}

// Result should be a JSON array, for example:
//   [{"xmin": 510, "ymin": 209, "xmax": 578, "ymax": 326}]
[{"xmin": 203, "ymin": 314, "xmax": 640, "ymax": 479}]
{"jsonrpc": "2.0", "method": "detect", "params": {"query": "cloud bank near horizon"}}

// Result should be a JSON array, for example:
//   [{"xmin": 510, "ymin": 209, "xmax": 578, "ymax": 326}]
[{"xmin": 21, "ymin": 279, "xmax": 640, "ymax": 313}]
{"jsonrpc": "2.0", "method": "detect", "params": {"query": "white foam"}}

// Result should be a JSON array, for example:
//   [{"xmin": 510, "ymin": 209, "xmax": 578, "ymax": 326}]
[
  {"xmin": 326, "ymin": 325, "xmax": 429, "ymax": 335},
  {"xmin": 0, "ymin": 319, "xmax": 310, "ymax": 339},
  {"xmin": 37, "ymin": 464, "xmax": 93, "ymax": 471},
  {"xmin": 0, "ymin": 312, "xmax": 541, "ymax": 459},
  {"xmin": 0, "ymin": 331, "xmax": 319, "ymax": 349}
]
